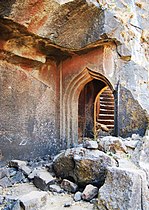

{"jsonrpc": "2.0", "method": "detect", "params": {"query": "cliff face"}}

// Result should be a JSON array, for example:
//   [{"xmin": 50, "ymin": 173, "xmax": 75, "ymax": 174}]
[
  {"xmin": 0, "ymin": 0, "xmax": 148, "ymax": 161},
  {"xmin": 0, "ymin": 0, "xmax": 148, "ymax": 110}
]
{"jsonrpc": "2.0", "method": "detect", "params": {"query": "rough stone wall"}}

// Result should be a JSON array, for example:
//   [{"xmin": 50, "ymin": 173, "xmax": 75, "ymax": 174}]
[{"xmin": 0, "ymin": 55, "xmax": 61, "ymax": 162}]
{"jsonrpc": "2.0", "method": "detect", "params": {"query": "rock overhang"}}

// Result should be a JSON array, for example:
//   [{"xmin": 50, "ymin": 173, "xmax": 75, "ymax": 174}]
[{"xmin": 0, "ymin": 17, "xmax": 114, "ymax": 64}]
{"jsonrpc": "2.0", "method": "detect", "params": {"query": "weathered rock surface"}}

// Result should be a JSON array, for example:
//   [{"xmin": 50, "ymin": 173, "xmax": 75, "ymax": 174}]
[
  {"xmin": 98, "ymin": 167, "xmax": 149, "ymax": 210},
  {"xmin": 53, "ymin": 147, "xmax": 115, "ymax": 187}
]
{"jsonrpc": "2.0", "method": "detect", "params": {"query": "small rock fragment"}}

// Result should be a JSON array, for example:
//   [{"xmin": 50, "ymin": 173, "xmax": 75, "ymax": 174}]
[
  {"xmin": 83, "ymin": 140, "xmax": 98, "ymax": 149},
  {"xmin": 0, "ymin": 176, "xmax": 12, "ymax": 188},
  {"xmin": 49, "ymin": 184, "xmax": 64, "ymax": 193},
  {"xmin": 19, "ymin": 191, "xmax": 47, "ymax": 209},
  {"xmin": 0, "ymin": 168, "xmax": 9, "ymax": 179},
  {"xmin": 64, "ymin": 202, "xmax": 72, "ymax": 207},
  {"xmin": 28, "ymin": 168, "xmax": 38, "ymax": 180},
  {"xmin": 19, "ymin": 165, "xmax": 32, "ymax": 176},
  {"xmin": 0, "ymin": 195, "xmax": 4, "ymax": 204},
  {"xmin": 74, "ymin": 191, "xmax": 82, "ymax": 202},
  {"xmin": 98, "ymin": 136, "xmax": 127, "ymax": 154},
  {"xmin": 124, "ymin": 140, "xmax": 139, "ymax": 149},
  {"xmin": 9, "ymin": 160, "xmax": 27, "ymax": 168},
  {"xmin": 33, "ymin": 169, "xmax": 56, "ymax": 191},
  {"xmin": 9, "ymin": 168, "xmax": 17, "ymax": 177},
  {"xmin": 82, "ymin": 184, "xmax": 98, "ymax": 201},
  {"xmin": 132, "ymin": 134, "xmax": 141, "ymax": 140},
  {"xmin": 61, "ymin": 179, "xmax": 78, "ymax": 193},
  {"xmin": 10, "ymin": 200, "xmax": 21, "ymax": 210},
  {"xmin": 11, "ymin": 171, "xmax": 26, "ymax": 184},
  {"xmin": 45, "ymin": 162, "xmax": 53, "ymax": 173}
]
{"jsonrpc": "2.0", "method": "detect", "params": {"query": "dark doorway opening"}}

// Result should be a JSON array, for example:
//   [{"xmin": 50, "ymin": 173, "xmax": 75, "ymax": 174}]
[{"xmin": 78, "ymin": 79, "xmax": 115, "ymax": 142}]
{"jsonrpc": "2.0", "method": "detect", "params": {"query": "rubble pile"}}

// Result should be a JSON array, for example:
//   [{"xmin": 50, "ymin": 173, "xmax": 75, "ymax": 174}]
[{"xmin": 0, "ymin": 135, "xmax": 149, "ymax": 210}]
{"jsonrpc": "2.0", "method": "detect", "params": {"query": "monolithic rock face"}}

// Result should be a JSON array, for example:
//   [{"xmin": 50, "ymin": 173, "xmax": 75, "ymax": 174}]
[
  {"xmin": 0, "ymin": 60, "xmax": 61, "ymax": 161},
  {"xmin": 98, "ymin": 167, "xmax": 149, "ymax": 210},
  {"xmin": 53, "ymin": 147, "xmax": 115, "ymax": 187},
  {"xmin": 118, "ymin": 86, "xmax": 147, "ymax": 137}
]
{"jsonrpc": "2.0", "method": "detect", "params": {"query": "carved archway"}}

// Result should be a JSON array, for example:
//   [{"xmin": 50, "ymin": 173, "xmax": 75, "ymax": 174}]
[{"xmin": 62, "ymin": 68, "xmax": 114, "ymax": 147}]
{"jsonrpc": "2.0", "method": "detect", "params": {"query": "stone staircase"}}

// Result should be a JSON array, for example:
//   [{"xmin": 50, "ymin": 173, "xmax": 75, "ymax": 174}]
[{"xmin": 97, "ymin": 87, "xmax": 114, "ymax": 132}]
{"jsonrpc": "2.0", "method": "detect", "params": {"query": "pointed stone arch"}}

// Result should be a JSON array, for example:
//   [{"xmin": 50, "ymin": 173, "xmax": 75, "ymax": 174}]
[{"xmin": 61, "ymin": 68, "xmax": 115, "ymax": 147}]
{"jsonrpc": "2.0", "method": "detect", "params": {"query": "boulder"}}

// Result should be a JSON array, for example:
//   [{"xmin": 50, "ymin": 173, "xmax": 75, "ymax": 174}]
[
  {"xmin": 53, "ymin": 147, "xmax": 115, "ymax": 187},
  {"xmin": 98, "ymin": 167, "xmax": 149, "ymax": 210},
  {"xmin": 82, "ymin": 184, "xmax": 98, "ymax": 201},
  {"xmin": 61, "ymin": 179, "xmax": 78, "ymax": 193}
]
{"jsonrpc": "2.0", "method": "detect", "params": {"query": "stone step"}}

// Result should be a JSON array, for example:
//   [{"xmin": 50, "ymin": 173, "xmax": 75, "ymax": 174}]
[
  {"xmin": 100, "ymin": 93, "xmax": 114, "ymax": 98},
  {"xmin": 100, "ymin": 109, "xmax": 114, "ymax": 114},
  {"xmin": 106, "ymin": 125, "xmax": 114, "ymax": 129},
  {"xmin": 100, "ymin": 104, "xmax": 114, "ymax": 110},
  {"xmin": 100, "ymin": 100, "xmax": 114, "ymax": 103},
  {"xmin": 100, "ymin": 97, "xmax": 114, "ymax": 102},
  {"xmin": 97, "ymin": 119, "xmax": 114, "ymax": 125},
  {"xmin": 103, "ymin": 88, "xmax": 112, "ymax": 94},
  {"xmin": 99, "ymin": 114, "xmax": 114, "ymax": 120},
  {"xmin": 100, "ymin": 104, "xmax": 114, "ymax": 108}
]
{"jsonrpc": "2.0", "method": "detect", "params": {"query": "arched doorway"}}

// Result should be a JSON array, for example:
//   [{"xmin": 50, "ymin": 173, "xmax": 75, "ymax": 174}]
[
  {"xmin": 78, "ymin": 79, "xmax": 106, "ymax": 140},
  {"xmin": 62, "ymin": 68, "xmax": 115, "ymax": 147},
  {"xmin": 78, "ymin": 80, "xmax": 114, "ymax": 142}
]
